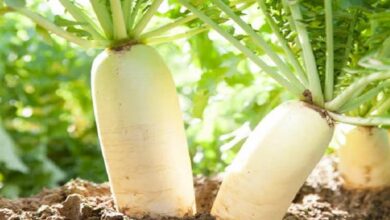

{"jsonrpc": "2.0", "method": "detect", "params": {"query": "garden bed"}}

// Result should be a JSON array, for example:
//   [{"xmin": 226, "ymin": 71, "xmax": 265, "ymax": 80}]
[{"xmin": 0, "ymin": 156, "xmax": 389, "ymax": 220}]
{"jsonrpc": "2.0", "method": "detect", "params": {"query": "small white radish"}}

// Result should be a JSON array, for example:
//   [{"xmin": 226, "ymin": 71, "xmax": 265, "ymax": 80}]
[
  {"xmin": 91, "ymin": 45, "xmax": 196, "ymax": 218},
  {"xmin": 333, "ymin": 124, "xmax": 390, "ymax": 189},
  {"xmin": 211, "ymin": 101, "xmax": 334, "ymax": 220}
]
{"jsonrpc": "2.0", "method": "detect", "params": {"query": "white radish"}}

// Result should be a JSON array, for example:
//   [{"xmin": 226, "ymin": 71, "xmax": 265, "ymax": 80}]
[
  {"xmin": 91, "ymin": 45, "xmax": 196, "ymax": 218},
  {"xmin": 211, "ymin": 101, "xmax": 334, "ymax": 220},
  {"xmin": 333, "ymin": 124, "xmax": 390, "ymax": 189}
]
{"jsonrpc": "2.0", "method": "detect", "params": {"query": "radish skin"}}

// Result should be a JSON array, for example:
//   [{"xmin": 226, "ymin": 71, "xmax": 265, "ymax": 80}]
[
  {"xmin": 333, "ymin": 124, "xmax": 390, "ymax": 188},
  {"xmin": 211, "ymin": 101, "xmax": 334, "ymax": 220},
  {"xmin": 91, "ymin": 45, "xmax": 196, "ymax": 217}
]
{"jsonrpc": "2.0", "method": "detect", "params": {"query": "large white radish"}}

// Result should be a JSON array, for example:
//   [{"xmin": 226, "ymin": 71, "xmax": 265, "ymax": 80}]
[
  {"xmin": 91, "ymin": 44, "xmax": 196, "ymax": 218},
  {"xmin": 211, "ymin": 101, "xmax": 334, "ymax": 220},
  {"xmin": 333, "ymin": 124, "xmax": 390, "ymax": 188}
]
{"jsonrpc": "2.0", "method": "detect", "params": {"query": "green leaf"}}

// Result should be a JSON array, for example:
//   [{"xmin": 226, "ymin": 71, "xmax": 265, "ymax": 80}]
[
  {"xmin": 0, "ymin": 184, "xmax": 20, "ymax": 199},
  {"xmin": 225, "ymin": 72, "xmax": 254, "ymax": 86},
  {"xmin": 190, "ymin": 33, "xmax": 221, "ymax": 69},
  {"xmin": 36, "ymin": 24, "xmax": 53, "ymax": 45},
  {"xmin": 379, "ymin": 37, "xmax": 390, "ymax": 60},
  {"xmin": 0, "ymin": 124, "xmax": 28, "ymax": 173},
  {"xmin": 192, "ymin": 90, "xmax": 209, "ymax": 118},
  {"xmin": 54, "ymin": 16, "xmax": 82, "ymax": 27},
  {"xmin": 42, "ymin": 159, "xmax": 66, "ymax": 183},
  {"xmin": 337, "ymin": 0, "xmax": 364, "ymax": 9},
  {"xmin": 4, "ymin": 0, "xmax": 25, "ymax": 8},
  {"xmin": 66, "ymin": 26, "xmax": 91, "ymax": 38},
  {"xmin": 259, "ymin": 23, "xmax": 272, "ymax": 34}
]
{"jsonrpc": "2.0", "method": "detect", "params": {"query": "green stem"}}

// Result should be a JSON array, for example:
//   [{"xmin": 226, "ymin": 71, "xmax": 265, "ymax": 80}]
[
  {"xmin": 230, "ymin": 0, "xmax": 255, "ymax": 4},
  {"xmin": 281, "ymin": 0, "xmax": 302, "ymax": 60},
  {"xmin": 127, "ymin": 0, "xmax": 142, "ymax": 32},
  {"xmin": 140, "ymin": 15, "xmax": 197, "ymax": 39},
  {"xmin": 122, "ymin": 0, "xmax": 133, "ymax": 31},
  {"xmin": 369, "ymin": 96, "xmax": 390, "ymax": 116},
  {"xmin": 110, "ymin": 0, "xmax": 128, "ymax": 40},
  {"xmin": 59, "ymin": 0, "xmax": 104, "ymax": 40},
  {"xmin": 122, "ymin": 0, "xmax": 132, "ymax": 24},
  {"xmin": 324, "ymin": 0, "xmax": 334, "ymax": 101},
  {"xmin": 288, "ymin": 1, "xmax": 324, "ymax": 106},
  {"xmin": 329, "ymin": 112, "xmax": 390, "ymax": 126},
  {"xmin": 140, "ymin": 0, "xmax": 250, "ymax": 40},
  {"xmin": 257, "ymin": 0, "xmax": 308, "ymax": 87},
  {"xmin": 325, "ymin": 71, "xmax": 390, "ymax": 111},
  {"xmin": 144, "ymin": 26, "xmax": 208, "ymax": 45},
  {"xmin": 90, "ymin": 0, "xmax": 113, "ymax": 39},
  {"xmin": 132, "ymin": 0, "xmax": 163, "ymax": 37},
  {"xmin": 338, "ymin": 81, "xmax": 390, "ymax": 113},
  {"xmin": 14, "ymin": 8, "xmax": 95, "ymax": 48},
  {"xmin": 213, "ymin": 0, "xmax": 305, "ymax": 94},
  {"xmin": 178, "ymin": 0, "xmax": 303, "ymax": 97}
]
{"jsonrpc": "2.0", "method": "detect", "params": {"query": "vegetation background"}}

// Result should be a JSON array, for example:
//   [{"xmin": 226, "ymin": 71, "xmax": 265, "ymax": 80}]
[{"xmin": 0, "ymin": 1, "xmax": 291, "ymax": 198}]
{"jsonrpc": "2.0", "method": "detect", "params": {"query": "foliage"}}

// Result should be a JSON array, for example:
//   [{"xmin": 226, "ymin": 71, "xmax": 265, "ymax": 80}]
[
  {"xmin": 0, "ymin": 12, "xmax": 106, "ymax": 198},
  {"xmin": 2, "ymin": 0, "xmax": 207, "ymax": 48},
  {"xmin": 260, "ymin": 0, "xmax": 390, "ymax": 118},
  {"xmin": 179, "ymin": 0, "xmax": 390, "ymax": 126}
]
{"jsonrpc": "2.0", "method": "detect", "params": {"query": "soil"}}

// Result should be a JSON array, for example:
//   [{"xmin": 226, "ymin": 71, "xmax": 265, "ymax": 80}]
[{"xmin": 0, "ymin": 156, "xmax": 389, "ymax": 220}]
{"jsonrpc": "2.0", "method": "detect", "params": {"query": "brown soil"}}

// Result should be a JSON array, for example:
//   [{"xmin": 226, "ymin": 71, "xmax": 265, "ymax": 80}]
[{"xmin": 0, "ymin": 156, "xmax": 389, "ymax": 220}]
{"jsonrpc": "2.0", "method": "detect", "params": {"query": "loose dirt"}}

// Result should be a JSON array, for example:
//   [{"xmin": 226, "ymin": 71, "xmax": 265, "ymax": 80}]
[{"xmin": 0, "ymin": 156, "xmax": 389, "ymax": 220}]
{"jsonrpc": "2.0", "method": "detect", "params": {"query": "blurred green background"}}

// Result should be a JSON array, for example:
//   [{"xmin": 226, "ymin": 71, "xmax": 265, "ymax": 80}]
[{"xmin": 0, "ymin": 2, "xmax": 291, "ymax": 198}]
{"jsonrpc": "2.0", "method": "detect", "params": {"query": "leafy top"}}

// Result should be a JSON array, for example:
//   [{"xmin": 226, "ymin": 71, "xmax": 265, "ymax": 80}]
[
  {"xmin": 1, "ymin": 0, "xmax": 206, "ymax": 49},
  {"xmin": 179, "ymin": 0, "xmax": 390, "ymax": 126}
]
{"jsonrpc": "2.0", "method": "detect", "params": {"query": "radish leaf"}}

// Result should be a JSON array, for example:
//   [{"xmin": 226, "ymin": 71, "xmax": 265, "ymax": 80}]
[{"xmin": 5, "ymin": 0, "xmax": 25, "ymax": 8}]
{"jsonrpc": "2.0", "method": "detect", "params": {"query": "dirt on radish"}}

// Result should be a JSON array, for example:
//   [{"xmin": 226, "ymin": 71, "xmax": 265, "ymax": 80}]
[{"xmin": 0, "ymin": 156, "xmax": 389, "ymax": 220}]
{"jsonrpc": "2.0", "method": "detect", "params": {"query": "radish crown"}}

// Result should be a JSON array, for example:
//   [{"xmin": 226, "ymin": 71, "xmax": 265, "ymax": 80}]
[
  {"xmin": 178, "ymin": 0, "xmax": 390, "ymax": 126},
  {"xmin": 1, "ymin": 0, "xmax": 208, "ymax": 48}
]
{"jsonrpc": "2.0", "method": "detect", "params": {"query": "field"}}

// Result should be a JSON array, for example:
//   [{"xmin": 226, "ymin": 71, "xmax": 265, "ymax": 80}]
[{"xmin": 1, "ymin": 157, "xmax": 389, "ymax": 219}]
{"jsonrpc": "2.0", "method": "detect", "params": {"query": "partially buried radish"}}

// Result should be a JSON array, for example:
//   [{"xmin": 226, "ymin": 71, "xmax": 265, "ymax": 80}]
[
  {"xmin": 91, "ymin": 45, "xmax": 195, "ymax": 216},
  {"xmin": 211, "ymin": 101, "xmax": 334, "ymax": 220},
  {"xmin": 333, "ymin": 124, "xmax": 390, "ymax": 189}
]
